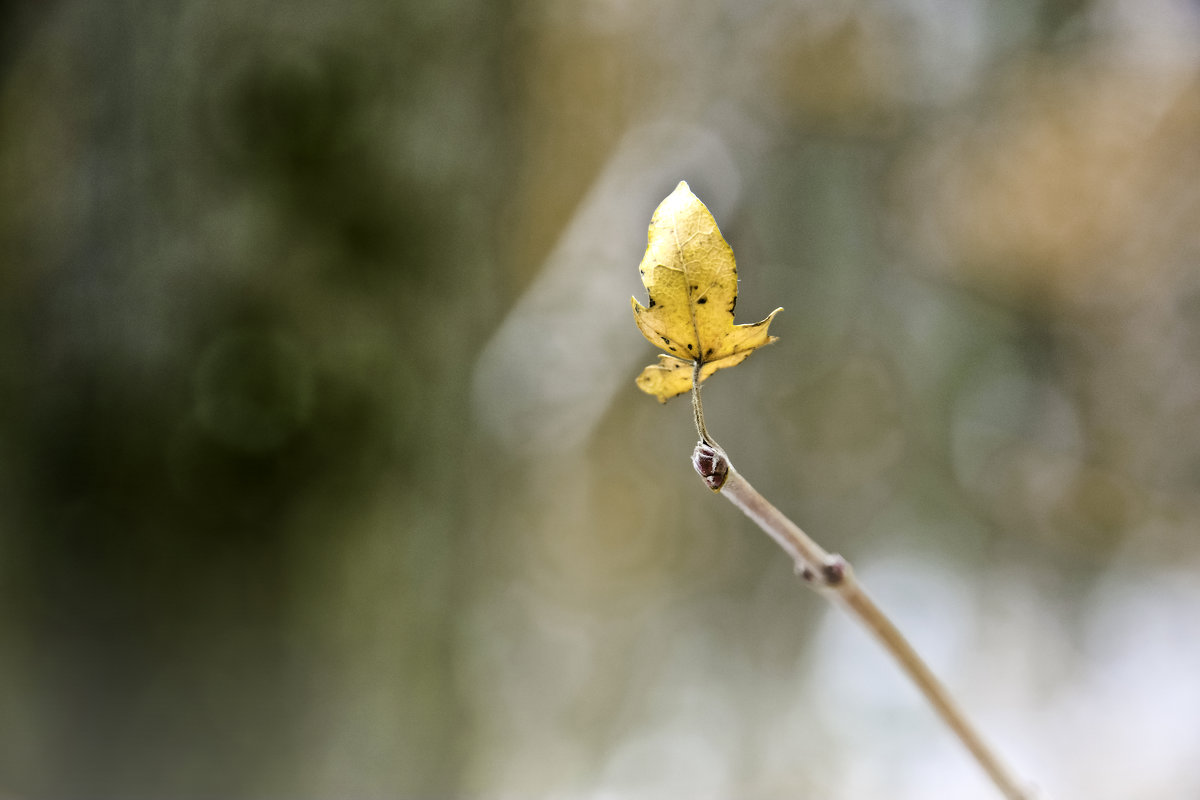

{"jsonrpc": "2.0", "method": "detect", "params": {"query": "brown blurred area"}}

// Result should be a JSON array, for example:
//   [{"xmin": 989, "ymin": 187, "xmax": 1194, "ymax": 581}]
[{"xmin": 2, "ymin": 1, "xmax": 1200, "ymax": 798}]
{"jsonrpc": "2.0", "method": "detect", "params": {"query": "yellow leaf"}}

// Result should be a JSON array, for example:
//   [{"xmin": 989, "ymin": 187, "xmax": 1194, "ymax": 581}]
[{"xmin": 631, "ymin": 181, "xmax": 782, "ymax": 402}]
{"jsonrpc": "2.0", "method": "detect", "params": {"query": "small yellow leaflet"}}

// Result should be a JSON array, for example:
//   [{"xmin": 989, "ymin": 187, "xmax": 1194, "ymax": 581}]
[{"xmin": 631, "ymin": 181, "xmax": 781, "ymax": 402}]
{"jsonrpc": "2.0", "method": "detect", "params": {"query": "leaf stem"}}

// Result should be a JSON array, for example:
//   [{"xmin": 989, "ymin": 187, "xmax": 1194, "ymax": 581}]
[
  {"xmin": 693, "ymin": 443, "xmax": 1041, "ymax": 800},
  {"xmin": 691, "ymin": 360, "xmax": 713, "ymax": 446}
]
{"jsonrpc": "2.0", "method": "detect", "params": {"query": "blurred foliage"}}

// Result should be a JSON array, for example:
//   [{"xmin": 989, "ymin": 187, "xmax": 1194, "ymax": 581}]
[{"xmin": 3, "ymin": 1, "xmax": 1200, "ymax": 798}]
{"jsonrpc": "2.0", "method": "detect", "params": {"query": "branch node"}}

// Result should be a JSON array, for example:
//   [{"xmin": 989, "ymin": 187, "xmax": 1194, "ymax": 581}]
[
  {"xmin": 821, "ymin": 554, "xmax": 849, "ymax": 587},
  {"xmin": 692, "ymin": 440, "xmax": 729, "ymax": 491},
  {"xmin": 797, "ymin": 554, "xmax": 850, "ymax": 587}
]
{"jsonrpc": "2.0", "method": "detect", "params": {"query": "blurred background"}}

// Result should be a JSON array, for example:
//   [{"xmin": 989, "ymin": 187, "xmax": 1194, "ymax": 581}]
[{"xmin": 2, "ymin": 0, "xmax": 1200, "ymax": 797}]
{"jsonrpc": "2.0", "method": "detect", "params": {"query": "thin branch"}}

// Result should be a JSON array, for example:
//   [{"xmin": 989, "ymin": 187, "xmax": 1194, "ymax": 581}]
[{"xmin": 692, "ymin": 441, "xmax": 1041, "ymax": 800}]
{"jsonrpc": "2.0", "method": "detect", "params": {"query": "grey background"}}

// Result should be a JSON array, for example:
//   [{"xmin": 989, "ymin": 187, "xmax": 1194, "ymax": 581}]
[{"xmin": 3, "ymin": 1, "xmax": 1200, "ymax": 797}]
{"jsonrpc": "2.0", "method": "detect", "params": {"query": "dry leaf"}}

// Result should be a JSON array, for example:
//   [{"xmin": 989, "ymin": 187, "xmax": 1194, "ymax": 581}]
[{"xmin": 631, "ymin": 181, "xmax": 781, "ymax": 402}]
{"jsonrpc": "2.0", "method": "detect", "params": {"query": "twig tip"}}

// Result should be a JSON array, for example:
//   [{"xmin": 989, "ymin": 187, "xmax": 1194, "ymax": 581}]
[{"xmin": 692, "ymin": 440, "xmax": 729, "ymax": 491}]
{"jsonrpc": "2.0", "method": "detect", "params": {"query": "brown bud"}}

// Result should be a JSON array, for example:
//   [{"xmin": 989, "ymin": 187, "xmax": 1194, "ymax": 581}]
[{"xmin": 692, "ymin": 441, "xmax": 729, "ymax": 491}]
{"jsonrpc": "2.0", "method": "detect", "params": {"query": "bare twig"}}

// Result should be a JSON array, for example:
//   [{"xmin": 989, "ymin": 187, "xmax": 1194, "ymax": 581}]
[{"xmin": 687, "ymin": 373, "xmax": 1039, "ymax": 799}]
